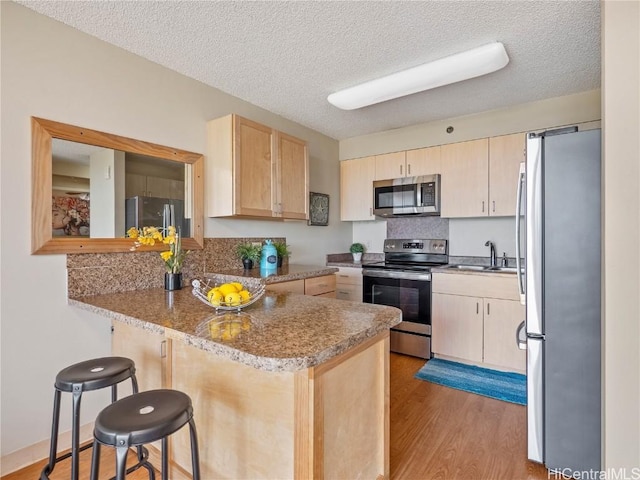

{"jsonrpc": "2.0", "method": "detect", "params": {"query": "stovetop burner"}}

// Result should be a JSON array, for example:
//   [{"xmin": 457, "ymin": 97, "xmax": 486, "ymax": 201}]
[{"xmin": 365, "ymin": 239, "xmax": 449, "ymax": 271}]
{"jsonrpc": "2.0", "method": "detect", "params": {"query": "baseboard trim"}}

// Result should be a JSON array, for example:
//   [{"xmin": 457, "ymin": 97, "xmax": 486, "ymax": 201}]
[{"xmin": 0, "ymin": 422, "xmax": 94, "ymax": 476}]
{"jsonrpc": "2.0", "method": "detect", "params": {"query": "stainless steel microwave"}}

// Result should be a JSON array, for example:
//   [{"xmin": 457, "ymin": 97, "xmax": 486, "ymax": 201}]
[{"xmin": 373, "ymin": 174, "xmax": 441, "ymax": 217}]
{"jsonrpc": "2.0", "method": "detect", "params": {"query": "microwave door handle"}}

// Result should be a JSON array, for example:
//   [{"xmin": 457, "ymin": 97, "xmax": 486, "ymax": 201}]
[{"xmin": 415, "ymin": 183, "xmax": 422, "ymax": 208}]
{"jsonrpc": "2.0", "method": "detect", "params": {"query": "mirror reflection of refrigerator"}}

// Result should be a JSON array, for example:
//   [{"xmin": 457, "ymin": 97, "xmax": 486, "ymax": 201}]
[{"xmin": 125, "ymin": 196, "xmax": 189, "ymax": 235}]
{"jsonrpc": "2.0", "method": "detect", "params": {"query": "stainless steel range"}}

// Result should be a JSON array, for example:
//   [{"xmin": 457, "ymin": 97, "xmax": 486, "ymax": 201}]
[{"xmin": 362, "ymin": 239, "xmax": 448, "ymax": 359}]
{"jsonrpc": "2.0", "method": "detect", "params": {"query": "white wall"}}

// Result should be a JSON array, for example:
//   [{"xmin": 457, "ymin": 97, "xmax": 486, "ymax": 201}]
[
  {"xmin": 0, "ymin": 2, "xmax": 346, "ymax": 471},
  {"xmin": 602, "ymin": 0, "xmax": 640, "ymax": 470},
  {"xmin": 342, "ymin": 92, "xmax": 601, "ymax": 256}
]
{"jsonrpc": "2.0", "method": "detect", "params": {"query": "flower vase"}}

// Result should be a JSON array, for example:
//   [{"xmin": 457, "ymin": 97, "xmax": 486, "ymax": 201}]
[
  {"xmin": 164, "ymin": 272, "xmax": 183, "ymax": 291},
  {"xmin": 242, "ymin": 259, "xmax": 254, "ymax": 270}
]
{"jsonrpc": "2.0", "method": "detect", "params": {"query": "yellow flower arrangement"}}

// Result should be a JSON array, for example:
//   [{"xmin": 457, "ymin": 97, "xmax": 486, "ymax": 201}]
[{"xmin": 127, "ymin": 225, "xmax": 188, "ymax": 274}]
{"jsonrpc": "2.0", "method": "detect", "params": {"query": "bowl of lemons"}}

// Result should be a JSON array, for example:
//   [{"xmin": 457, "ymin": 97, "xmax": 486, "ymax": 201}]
[{"xmin": 191, "ymin": 279, "xmax": 265, "ymax": 311}]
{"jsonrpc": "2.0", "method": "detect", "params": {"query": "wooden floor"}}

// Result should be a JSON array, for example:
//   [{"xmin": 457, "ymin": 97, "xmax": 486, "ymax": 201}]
[
  {"xmin": 5, "ymin": 353, "xmax": 549, "ymax": 480},
  {"xmin": 390, "ymin": 353, "xmax": 549, "ymax": 480},
  {"xmin": 1, "ymin": 447, "xmax": 156, "ymax": 480}
]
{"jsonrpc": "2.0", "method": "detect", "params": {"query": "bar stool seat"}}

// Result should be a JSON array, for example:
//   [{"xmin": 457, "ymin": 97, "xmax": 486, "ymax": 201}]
[
  {"xmin": 91, "ymin": 389, "xmax": 200, "ymax": 480},
  {"xmin": 41, "ymin": 356, "xmax": 153, "ymax": 480}
]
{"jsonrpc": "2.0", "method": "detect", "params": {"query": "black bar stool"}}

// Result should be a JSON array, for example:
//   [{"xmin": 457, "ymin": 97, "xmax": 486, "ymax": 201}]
[
  {"xmin": 40, "ymin": 356, "xmax": 154, "ymax": 480},
  {"xmin": 90, "ymin": 389, "xmax": 201, "ymax": 480}
]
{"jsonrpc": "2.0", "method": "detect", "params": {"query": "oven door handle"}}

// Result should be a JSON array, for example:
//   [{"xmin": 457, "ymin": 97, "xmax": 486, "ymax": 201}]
[{"xmin": 362, "ymin": 269, "xmax": 431, "ymax": 281}]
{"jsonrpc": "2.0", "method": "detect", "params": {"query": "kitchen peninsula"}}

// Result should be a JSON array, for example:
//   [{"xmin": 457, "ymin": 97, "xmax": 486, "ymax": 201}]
[{"xmin": 70, "ymin": 284, "xmax": 401, "ymax": 479}]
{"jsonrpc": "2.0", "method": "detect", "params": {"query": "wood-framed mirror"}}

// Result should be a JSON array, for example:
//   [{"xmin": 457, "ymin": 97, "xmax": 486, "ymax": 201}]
[{"xmin": 31, "ymin": 117, "xmax": 204, "ymax": 254}]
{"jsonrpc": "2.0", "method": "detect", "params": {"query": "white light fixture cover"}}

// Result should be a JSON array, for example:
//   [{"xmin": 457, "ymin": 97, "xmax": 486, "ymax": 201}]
[{"xmin": 327, "ymin": 42, "xmax": 509, "ymax": 110}]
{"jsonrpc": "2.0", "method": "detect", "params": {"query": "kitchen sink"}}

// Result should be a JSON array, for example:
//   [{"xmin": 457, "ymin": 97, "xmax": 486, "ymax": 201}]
[
  {"xmin": 440, "ymin": 264, "xmax": 520, "ymax": 274},
  {"xmin": 442, "ymin": 264, "xmax": 487, "ymax": 271}
]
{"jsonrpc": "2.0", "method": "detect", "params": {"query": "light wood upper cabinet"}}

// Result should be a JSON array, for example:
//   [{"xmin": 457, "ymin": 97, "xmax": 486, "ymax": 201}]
[
  {"xmin": 340, "ymin": 156, "xmax": 375, "ymax": 221},
  {"xmin": 374, "ymin": 146, "xmax": 441, "ymax": 180},
  {"xmin": 441, "ymin": 138, "xmax": 489, "ymax": 217},
  {"xmin": 374, "ymin": 151, "xmax": 406, "ymax": 180},
  {"xmin": 206, "ymin": 114, "xmax": 309, "ymax": 220},
  {"xmin": 488, "ymin": 133, "xmax": 525, "ymax": 216},
  {"xmin": 276, "ymin": 132, "xmax": 309, "ymax": 220},
  {"xmin": 406, "ymin": 146, "xmax": 441, "ymax": 177}
]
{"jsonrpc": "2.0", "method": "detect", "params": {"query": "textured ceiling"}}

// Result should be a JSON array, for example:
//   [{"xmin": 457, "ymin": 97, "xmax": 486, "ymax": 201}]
[{"xmin": 16, "ymin": 1, "xmax": 601, "ymax": 140}]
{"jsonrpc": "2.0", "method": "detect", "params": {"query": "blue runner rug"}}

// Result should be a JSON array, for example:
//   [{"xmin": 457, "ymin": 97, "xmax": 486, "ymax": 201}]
[{"xmin": 415, "ymin": 358, "xmax": 527, "ymax": 405}]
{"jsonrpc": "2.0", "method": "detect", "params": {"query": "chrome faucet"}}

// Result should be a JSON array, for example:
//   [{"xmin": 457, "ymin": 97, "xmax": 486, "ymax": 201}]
[{"xmin": 485, "ymin": 241, "xmax": 497, "ymax": 267}]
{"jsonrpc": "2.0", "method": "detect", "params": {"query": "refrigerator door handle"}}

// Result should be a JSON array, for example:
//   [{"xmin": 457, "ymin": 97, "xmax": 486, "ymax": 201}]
[
  {"xmin": 516, "ymin": 321, "xmax": 527, "ymax": 350},
  {"xmin": 515, "ymin": 162, "xmax": 525, "ymax": 305}
]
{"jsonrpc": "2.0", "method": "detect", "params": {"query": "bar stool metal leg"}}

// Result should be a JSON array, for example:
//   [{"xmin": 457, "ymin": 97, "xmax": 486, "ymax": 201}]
[
  {"xmin": 188, "ymin": 419, "xmax": 201, "ymax": 480},
  {"xmin": 71, "ymin": 387, "xmax": 82, "ymax": 480},
  {"xmin": 40, "ymin": 390, "xmax": 61, "ymax": 479}
]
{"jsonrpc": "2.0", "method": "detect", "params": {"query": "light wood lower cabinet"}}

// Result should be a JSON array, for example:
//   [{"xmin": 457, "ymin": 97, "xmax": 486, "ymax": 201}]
[
  {"xmin": 111, "ymin": 321, "xmax": 169, "ymax": 394},
  {"xmin": 432, "ymin": 293, "xmax": 483, "ymax": 363},
  {"xmin": 266, "ymin": 275, "xmax": 336, "ymax": 297},
  {"xmin": 335, "ymin": 267, "xmax": 362, "ymax": 302},
  {"xmin": 483, "ymin": 298, "xmax": 526, "ymax": 372},
  {"xmin": 170, "ymin": 332, "xmax": 389, "ymax": 479},
  {"xmin": 432, "ymin": 273, "xmax": 525, "ymax": 372},
  {"xmin": 266, "ymin": 279, "xmax": 305, "ymax": 294}
]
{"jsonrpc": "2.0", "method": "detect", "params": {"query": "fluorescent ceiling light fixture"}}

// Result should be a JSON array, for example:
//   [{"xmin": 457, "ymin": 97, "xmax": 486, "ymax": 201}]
[{"xmin": 327, "ymin": 42, "xmax": 509, "ymax": 110}]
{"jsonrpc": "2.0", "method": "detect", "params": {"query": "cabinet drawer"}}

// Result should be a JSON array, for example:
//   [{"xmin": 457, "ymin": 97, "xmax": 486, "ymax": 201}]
[
  {"xmin": 335, "ymin": 267, "xmax": 363, "ymax": 285},
  {"xmin": 432, "ymin": 272, "xmax": 519, "ymax": 301},
  {"xmin": 305, "ymin": 275, "xmax": 336, "ymax": 296},
  {"xmin": 335, "ymin": 284, "xmax": 363, "ymax": 302},
  {"xmin": 316, "ymin": 291, "xmax": 336, "ymax": 299},
  {"xmin": 266, "ymin": 279, "xmax": 305, "ymax": 294}
]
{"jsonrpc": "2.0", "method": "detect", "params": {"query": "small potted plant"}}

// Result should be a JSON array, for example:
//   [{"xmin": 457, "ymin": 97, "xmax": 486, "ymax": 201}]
[
  {"xmin": 349, "ymin": 242, "xmax": 366, "ymax": 263},
  {"xmin": 273, "ymin": 241, "xmax": 291, "ymax": 268},
  {"xmin": 235, "ymin": 242, "xmax": 261, "ymax": 270}
]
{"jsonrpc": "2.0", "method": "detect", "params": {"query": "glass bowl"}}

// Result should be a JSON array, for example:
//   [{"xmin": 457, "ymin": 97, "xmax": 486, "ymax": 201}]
[{"xmin": 191, "ymin": 279, "xmax": 265, "ymax": 311}]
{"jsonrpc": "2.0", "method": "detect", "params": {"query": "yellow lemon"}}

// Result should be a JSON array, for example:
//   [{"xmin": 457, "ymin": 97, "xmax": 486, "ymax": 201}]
[
  {"xmin": 208, "ymin": 291, "xmax": 223, "ymax": 306},
  {"xmin": 230, "ymin": 282, "xmax": 243, "ymax": 291},
  {"xmin": 224, "ymin": 292, "xmax": 241, "ymax": 307},
  {"xmin": 238, "ymin": 290, "xmax": 251, "ymax": 303},
  {"xmin": 207, "ymin": 287, "xmax": 220, "ymax": 299},
  {"xmin": 218, "ymin": 283, "xmax": 238, "ymax": 296}
]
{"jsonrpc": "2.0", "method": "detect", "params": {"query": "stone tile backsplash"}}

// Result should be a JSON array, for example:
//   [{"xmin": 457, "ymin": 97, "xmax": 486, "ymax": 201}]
[
  {"xmin": 386, "ymin": 216, "xmax": 449, "ymax": 240},
  {"xmin": 67, "ymin": 237, "xmax": 285, "ymax": 297}
]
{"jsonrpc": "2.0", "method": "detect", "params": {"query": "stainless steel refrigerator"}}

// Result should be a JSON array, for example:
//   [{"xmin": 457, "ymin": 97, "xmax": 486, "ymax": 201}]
[
  {"xmin": 125, "ymin": 196, "xmax": 189, "ymax": 235},
  {"xmin": 515, "ymin": 127, "xmax": 601, "ymax": 472}
]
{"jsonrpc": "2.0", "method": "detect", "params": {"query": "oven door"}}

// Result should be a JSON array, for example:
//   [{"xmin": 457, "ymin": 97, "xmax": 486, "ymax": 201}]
[{"xmin": 362, "ymin": 269, "xmax": 431, "ymax": 335}]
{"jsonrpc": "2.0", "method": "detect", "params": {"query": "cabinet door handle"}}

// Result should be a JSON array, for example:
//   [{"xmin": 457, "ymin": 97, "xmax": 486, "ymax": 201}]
[
  {"xmin": 487, "ymin": 303, "xmax": 490, "ymax": 315},
  {"xmin": 160, "ymin": 340, "xmax": 167, "ymax": 358},
  {"xmin": 482, "ymin": 201, "xmax": 485, "ymax": 212},
  {"xmin": 408, "ymin": 164, "xmax": 411, "ymax": 175},
  {"xmin": 492, "ymin": 200, "xmax": 496, "ymax": 213},
  {"xmin": 476, "ymin": 302, "xmax": 479, "ymax": 314},
  {"xmin": 400, "ymin": 164, "xmax": 403, "ymax": 176}
]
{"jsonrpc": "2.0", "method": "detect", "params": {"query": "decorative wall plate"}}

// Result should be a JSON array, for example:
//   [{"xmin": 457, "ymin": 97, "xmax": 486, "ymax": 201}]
[{"xmin": 309, "ymin": 192, "xmax": 329, "ymax": 226}]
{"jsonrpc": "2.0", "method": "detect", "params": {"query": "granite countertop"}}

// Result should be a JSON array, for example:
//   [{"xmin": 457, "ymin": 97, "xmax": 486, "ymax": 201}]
[
  {"xmin": 206, "ymin": 264, "xmax": 339, "ymax": 285},
  {"xmin": 326, "ymin": 252, "xmax": 384, "ymax": 268},
  {"xmin": 70, "ymin": 287, "xmax": 401, "ymax": 373}
]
